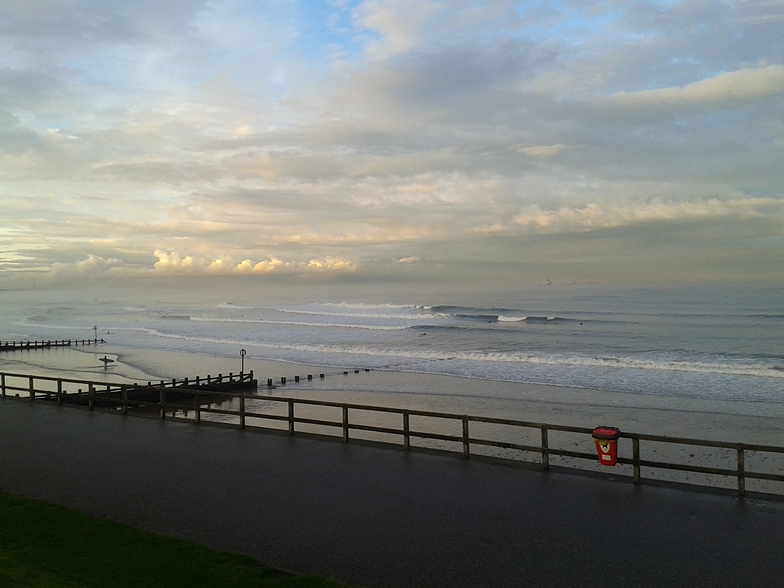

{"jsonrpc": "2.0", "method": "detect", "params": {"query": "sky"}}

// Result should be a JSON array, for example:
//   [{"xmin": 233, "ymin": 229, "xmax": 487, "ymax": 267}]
[{"xmin": 1, "ymin": 0, "xmax": 783, "ymax": 287}]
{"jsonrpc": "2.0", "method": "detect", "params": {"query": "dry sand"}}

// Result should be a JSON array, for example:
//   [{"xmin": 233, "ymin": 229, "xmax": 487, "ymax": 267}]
[{"xmin": 2, "ymin": 343, "xmax": 782, "ymax": 496}]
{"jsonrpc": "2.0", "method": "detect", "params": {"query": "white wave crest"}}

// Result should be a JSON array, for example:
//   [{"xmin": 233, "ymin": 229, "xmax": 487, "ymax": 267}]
[
  {"xmin": 275, "ymin": 308, "xmax": 451, "ymax": 321},
  {"xmin": 190, "ymin": 317, "xmax": 409, "ymax": 331}
]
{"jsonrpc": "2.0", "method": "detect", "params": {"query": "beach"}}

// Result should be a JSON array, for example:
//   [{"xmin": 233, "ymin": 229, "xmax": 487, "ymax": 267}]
[{"xmin": 3, "ymin": 342, "xmax": 782, "ymax": 496}]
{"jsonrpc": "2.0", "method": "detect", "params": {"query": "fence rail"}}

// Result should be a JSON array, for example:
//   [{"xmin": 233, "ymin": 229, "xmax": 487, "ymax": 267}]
[{"xmin": 1, "ymin": 371, "xmax": 782, "ymax": 498}]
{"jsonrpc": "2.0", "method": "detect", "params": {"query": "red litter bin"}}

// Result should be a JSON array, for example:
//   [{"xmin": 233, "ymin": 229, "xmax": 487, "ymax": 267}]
[{"xmin": 592, "ymin": 426, "xmax": 621, "ymax": 466}]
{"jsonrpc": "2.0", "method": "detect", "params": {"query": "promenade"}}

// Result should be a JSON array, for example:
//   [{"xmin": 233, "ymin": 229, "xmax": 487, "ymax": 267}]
[{"xmin": 1, "ymin": 399, "xmax": 782, "ymax": 588}]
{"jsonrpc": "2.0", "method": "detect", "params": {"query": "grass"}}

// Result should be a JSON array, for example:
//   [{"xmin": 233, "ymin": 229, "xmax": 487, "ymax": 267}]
[{"xmin": 0, "ymin": 490, "xmax": 349, "ymax": 588}]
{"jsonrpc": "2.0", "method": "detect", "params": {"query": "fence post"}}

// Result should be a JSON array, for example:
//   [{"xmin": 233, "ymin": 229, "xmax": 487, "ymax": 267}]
[
  {"xmin": 29, "ymin": 376, "xmax": 34, "ymax": 402},
  {"xmin": 239, "ymin": 394, "xmax": 245, "ymax": 429},
  {"xmin": 57, "ymin": 379, "xmax": 63, "ymax": 406},
  {"xmin": 462, "ymin": 416, "xmax": 470, "ymax": 458},
  {"xmin": 737, "ymin": 445, "xmax": 745, "ymax": 498},
  {"xmin": 122, "ymin": 385, "xmax": 128, "ymax": 415},
  {"xmin": 288, "ymin": 400, "xmax": 295, "ymax": 434},
  {"xmin": 88, "ymin": 383, "xmax": 94, "ymax": 410},
  {"xmin": 541, "ymin": 425, "xmax": 549, "ymax": 470},
  {"xmin": 632, "ymin": 437, "xmax": 641, "ymax": 483},
  {"xmin": 194, "ymin": 390, "xmax": 200, "ymax": 423},
  {"xmin": 1, "ymin": 373, "xmax": 6, "ymax": 398},
  {"xmin": 403, "ymin": 410, "xmax": 410, "ymax": 450},
  {"xmin": 159, "ymin": 388, "xmax": 165, "ymax": 420},
  {"xmin": 342, "ymin": 405, "xmax": 349, "ymax": 442}
]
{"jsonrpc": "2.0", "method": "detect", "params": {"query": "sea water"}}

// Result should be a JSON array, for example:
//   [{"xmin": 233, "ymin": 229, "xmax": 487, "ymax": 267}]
[{"xmin": 1, "ymin": 279, "xmax": 782, "ymax": 414}]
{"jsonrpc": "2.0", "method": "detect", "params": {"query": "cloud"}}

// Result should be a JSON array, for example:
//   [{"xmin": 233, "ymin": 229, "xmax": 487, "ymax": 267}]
[
  {"xmin": 233, "ymin": 257, "xmax": 286, "ymax": 274},
  {"xmin": 48, "ymin": 254, "xmax": 131, "ymax": 279},
  {"xmin": 511, "ymin": 198, "xmax": 783, "ymax": 234},
  {"xmin": 152, "ymin": 250, "xmax": 353, "ymax": 276},
  {"xmin": 517, "ymin": 144, "xmax": 570, "ymax": 158},
  {"xmin": 305, "ymin": 257, "xmax": 357, "ymax": 272},
  {"xmin": 611, "ymin": 65, "xmax": 784, "ymax": 108},
  {"xmin": 153, "ymin": 250, "xmax": 206, "ymax": 275}
]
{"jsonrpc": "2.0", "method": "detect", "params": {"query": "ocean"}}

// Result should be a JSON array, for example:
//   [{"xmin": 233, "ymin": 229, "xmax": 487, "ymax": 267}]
[{"xmin": 1, "ymin": 279, "xmax": 782, "ymax": 417}]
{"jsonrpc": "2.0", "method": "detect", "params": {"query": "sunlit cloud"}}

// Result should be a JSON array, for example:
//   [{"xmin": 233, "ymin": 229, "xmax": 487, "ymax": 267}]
[
  {"xmin": 48, "ymin": 255, "xmax": 132, "ymax": 279},
  {"xmin": 517, "ymin": 144, "xmax": 570, "ymax": 158},
  {"xmin": 305, "ymin": 257, "xmax": 357, "ymax": 272},
  {"xmin": 511, "ymin": 198, "xmax": 783, "ymax": 234}
]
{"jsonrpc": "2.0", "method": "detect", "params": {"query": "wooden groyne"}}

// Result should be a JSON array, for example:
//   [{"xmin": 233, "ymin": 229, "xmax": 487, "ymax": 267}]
[
  {"xmin": 0, "ymin": 370, "xmax": 256, "ymax": 415},
  {"xmin": 0, "ymin": 339, "xmax": 106, "ymax": 352}
]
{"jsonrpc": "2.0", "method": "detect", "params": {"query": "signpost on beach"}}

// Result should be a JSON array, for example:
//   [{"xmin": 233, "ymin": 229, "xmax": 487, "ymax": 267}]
[{"xmin": 240, "ymin": 349, "xmax": 246, "ymax": 374}]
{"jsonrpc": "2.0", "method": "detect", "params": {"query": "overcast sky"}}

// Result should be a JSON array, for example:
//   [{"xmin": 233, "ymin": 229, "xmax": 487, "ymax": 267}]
[{"xmin": 1, "ymin": 0, "xmax": 782, "ymax": 286}]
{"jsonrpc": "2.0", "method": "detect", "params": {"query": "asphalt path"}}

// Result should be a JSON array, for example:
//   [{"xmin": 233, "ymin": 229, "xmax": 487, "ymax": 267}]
[{"xmin": 1, "ymin": 400, "xmax": 782, "ymax": 588}]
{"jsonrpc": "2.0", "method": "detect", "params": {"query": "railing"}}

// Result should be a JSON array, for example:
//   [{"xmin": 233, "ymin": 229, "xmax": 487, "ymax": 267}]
[
  {"xmin": 227, "ymin": 395, "xmax": 783, "ymax": 498},
  {"xmin": 2, "ymin": 371, "xmax": 782, "ymax": 498}
]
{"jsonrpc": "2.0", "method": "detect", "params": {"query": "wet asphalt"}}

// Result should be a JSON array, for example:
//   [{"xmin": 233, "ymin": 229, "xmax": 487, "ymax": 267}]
[{"xmin": 0, "ymin": 399, "xmax": 782, "ymax": 588}]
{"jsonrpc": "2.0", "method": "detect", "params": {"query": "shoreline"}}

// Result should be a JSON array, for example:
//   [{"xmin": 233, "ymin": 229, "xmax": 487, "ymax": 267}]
[{"xmin": 3, "ymin": 342, "xmax": 783, "ymax": 441}]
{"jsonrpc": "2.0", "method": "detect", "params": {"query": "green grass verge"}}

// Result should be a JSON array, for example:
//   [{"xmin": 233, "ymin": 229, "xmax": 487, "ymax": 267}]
[{"xmin": 0, "ymin": 490, "xmax": 349, "ymax": 588}]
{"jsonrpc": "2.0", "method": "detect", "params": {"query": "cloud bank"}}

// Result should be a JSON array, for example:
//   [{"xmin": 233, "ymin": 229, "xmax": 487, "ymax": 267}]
[{"xmin": 0, "ymin": 1, "xmax": 782, "ymax": 285}]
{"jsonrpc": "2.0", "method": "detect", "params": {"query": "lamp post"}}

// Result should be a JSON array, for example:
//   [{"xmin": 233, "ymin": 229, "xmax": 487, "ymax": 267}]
[{"xmin": 240, "ymin": 349, "xmax": 246, "ymax": 374}]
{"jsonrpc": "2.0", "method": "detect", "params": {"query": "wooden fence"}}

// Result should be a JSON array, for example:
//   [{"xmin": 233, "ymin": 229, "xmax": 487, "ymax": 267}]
[{"xmin": 1, "ymin": 371, "xmax": 782, "ymax": 498}]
